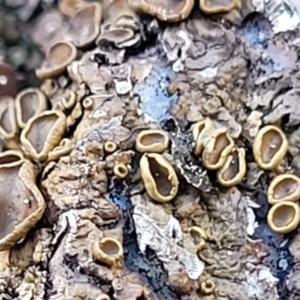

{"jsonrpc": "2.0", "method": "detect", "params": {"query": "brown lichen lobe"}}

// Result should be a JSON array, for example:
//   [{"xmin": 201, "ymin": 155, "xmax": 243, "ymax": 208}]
[
  {"xmin": 253, "ymin": 125, "xmax": 288, "ymax": 170},
  {"xmin": 140, "ymin": 153, "xmax": 179, "ymax": 203},
  {"xmin": 268, "ymin": 174, "xmax": 300, "ymax": 205},
  {"xmin": 15, "ymin": 88, "xmax": 47, "ymax": 129},
  {"xmin": 0, "ymin": 160, "xmax": 46, "ymax": 250},
  {"xmin": 21, "ymin": 110, "xmax": 66, "ymax": 161},
  {"xmin": 129, "ymin": 0, "xmax": 194, "ymax": 22},
  {"xmin": 268, "ymin": 201, "xmax": 300, "ymax": 234}
]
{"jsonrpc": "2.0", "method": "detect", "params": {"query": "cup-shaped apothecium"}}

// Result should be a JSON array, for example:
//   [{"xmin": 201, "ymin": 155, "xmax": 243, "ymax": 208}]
[
  {"xmin": 113, "ymin": 163, "xmax": 129, "ymax": 179},
  {"xmin": 0, "ymin": 150, "xmax": 23, "ymax": 166},
  {"xmin": 199, "ymin": 0, "xmax": 240, "ymax": 14},
  {"xmin": 188, "ymin": 226, "xmax": 208, "ymax": 252},
  {"xmin": 96, "ymin": 294, "xmax": 110, "ymax": 300},
  {"xmin": 200, "ymin": 279, "xmax": 216, "ymax": 295},
  {"xmin": 65, "ymin": 2, "xmax": 102, "ymax": 47},
  {"xmin": 135, "ymin": 129, "xmax": 169, "ymax": 153},
  {"xmin": 267, "ymin": 201, "xmax": 300, "ymax": 234},
  {"xmin": 217, "ymin": 147, "xmax": 246, "ymax": 187},
  {"xmin": 0, "ymin": 96, "xmax": 18, "ymax": 147},
  {"xmin": 20, "ymin": 110, "xmax": 67, "ymax": 161},
  {"xmin": 253, "ymin": 125, "xmax": 288, "ymax": 170},
  {"xmin": 192, "ymin": 118, "xmax": 215, "ymax": 155},
  {"xmin": 36, "ymin": 41, "xmax": 77, "ymax": 79},
  {"xmin": 15, "ymin": 88, "xmax": 47, "ymax": 129},
  {"xmin": 268, "ymin": 174, "xmax": 300, "ymax": 205},
  {"xmin": 202, "ymin": 127, "xmax": 234, "ymax": 170},
  {"xmin": 0, "ymin": 160, "xmax": 46, "ymax": 250},
  {"xmin": 104, "ymin": 141, "xmax": 117, "ymax": 154},
  {"xmin": 140, "ymin": 153, "xmax": 179, "ymax": 203},
  {"xmin": 93, "ymin": 237, "xmax": 123, "ymax": 268},
  {"xmin": 128, "ymin": 0, "xmax": 194, "ymax": 22}
]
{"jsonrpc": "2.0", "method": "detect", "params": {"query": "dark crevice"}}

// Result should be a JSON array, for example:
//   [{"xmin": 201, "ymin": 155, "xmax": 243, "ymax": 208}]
[{"xmin": 109, "ymin": 179, "xmax": 181, "ymax": 300}]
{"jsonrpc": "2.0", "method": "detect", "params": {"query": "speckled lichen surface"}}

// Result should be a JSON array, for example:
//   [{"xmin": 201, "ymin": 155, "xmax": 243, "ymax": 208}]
[{"xmin": 1, "ymin": 0, "xmax": 300, "ymax": 299}]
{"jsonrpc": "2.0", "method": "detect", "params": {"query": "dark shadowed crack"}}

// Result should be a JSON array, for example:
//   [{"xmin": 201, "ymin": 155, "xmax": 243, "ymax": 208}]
[
  {"xmin": 109, "ymin": 179, "xmax": 181, "ymax": 300},
  {"xmin": 252, "ymin": 191, "xmax": 294, "ymax": 300}
]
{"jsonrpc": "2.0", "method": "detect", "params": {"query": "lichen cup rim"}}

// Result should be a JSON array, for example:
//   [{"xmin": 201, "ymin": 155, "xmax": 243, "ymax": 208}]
[
  {"xmin": 253, "ymin": 125, "xmax": 288, "ymax": 170},
  {"xmin": 268, "ymin": 174, "xmax": 300, "ymax": 205},
  {"xmin": 0, "ymin": 96, "xmax": 18, "ymax": 140},
  {"xmin": 0, "ymin": 159, "xmax": 46, "ymax": 251},
  {"xmin": 67, "ymin": 2, "xmax": 102, "ymax": 47},
  {"xmin": 15, "ymin": 87, "xmax": 48, "ymax": 129},
  {"xmin": 93, "ymin": 237, "xmax": 124, "ymax": 268},
  {"xmin": 202, "ymin": 127, "xmax": 235, "ymax": 170},
  {"xmin": 128, "ymin": 0, "xmax": 195, "ymax": 22},
  {"xmin": 192, "ymin": 118, "xmax": 214, "ymax": 155},
  {"xmin": 140, "ymin": 152, "xmax": 179, "ymax": 203},
  {"xmin": 20, "ymin": 110, "xmax": 67, "ymax": 161},
  {"xmin": 135, "ymin": 129, "xmax": 169, "ymax": 153},
  {"xmin": 35, "ymin": 40, "xmax": 77, "ymax": 79},
  {"xmin": 199, "ymin": 0, "xmax": 240, "ymax": 14},
  {"xmin": 217, "ymin": 147, "xmax": 246, "ymax": 187},
  {"xmin": 0, "ymin": 150, "xmax": 24, "ymax": 167},
  {"xmin": 267, "ymin": 201, "xmax": 300, "ymax": 234}
]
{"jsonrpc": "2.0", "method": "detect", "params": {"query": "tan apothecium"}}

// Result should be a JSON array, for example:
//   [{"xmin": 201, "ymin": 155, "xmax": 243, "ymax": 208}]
[
  {"xmin": 268, "ymin": 174, "xmax": 300, "ymax": 205},
  {"xmin": 267, "ymin": 201, "xmax": 300, "ymax": 234},
  {"xmin": 135, "ymin": 129, "xmax": 169, "ymax": 153},
  {"xmin": 202, "ymin": 127, "xmax": 234, "ymax": 170},
  {"xmin": 253, "ymin": 125, "xmax": 288, "ymax": 170},
  {"xmin": 140, "ymin": 153, "xmax": 179, "ymax": 203},
  {"xmin": 217, "ymin": 147, "xmax": 246, "ymax": 187}
]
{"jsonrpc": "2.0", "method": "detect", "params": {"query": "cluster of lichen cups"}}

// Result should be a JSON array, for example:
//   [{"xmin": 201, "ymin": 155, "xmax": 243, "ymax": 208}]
[
  {"xmin": 192, "ymin": 118, "xmax": 246, "ymax": 187},
  {"xmin": 136, "ymin": 129, "xmax": 179, "ymax": 203},
  {"xmin": 253, "ymin": 125, "xmax": 300, "ymax": 234},
  {"xmin": 0, "ymin": 86, "xmax": 75, "ymax": 251},
  {"xmin": 136, "ymin": 129, "xmax": 215, "ymax": 295}
]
